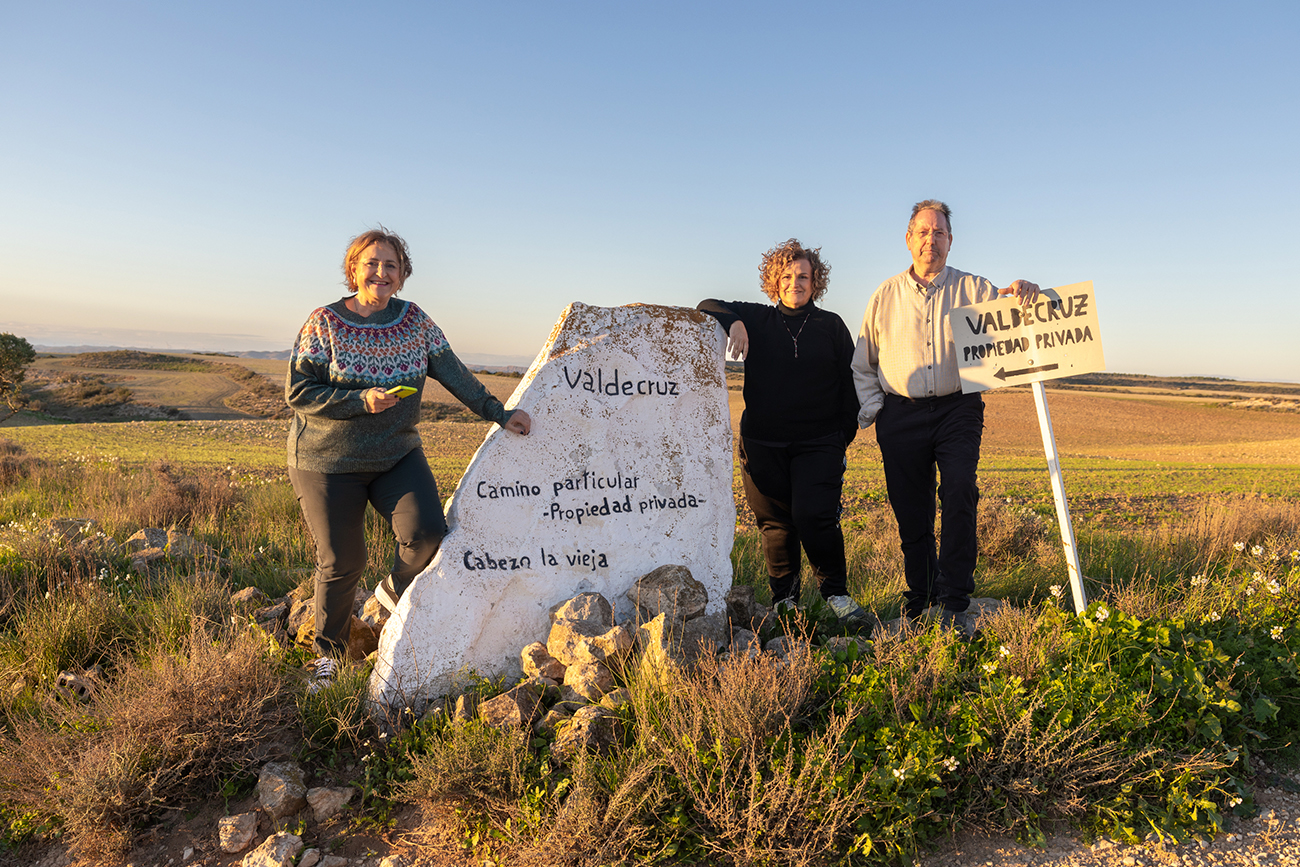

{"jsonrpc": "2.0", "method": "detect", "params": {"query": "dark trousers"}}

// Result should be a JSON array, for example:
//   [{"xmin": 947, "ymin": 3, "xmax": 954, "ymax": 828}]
[
  {"xmin": 288, "ymin": 448, "xmax": 446, "ymax": 656},
  {"xmin": 739, "ymin": 435, "xmax": 848, "ymax": 604},
  {"xmin": 875, "ymin": 392, "xmax": 983, "ymax": 614}
]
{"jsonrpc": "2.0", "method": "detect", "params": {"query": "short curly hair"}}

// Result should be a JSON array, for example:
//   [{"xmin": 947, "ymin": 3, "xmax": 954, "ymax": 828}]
[
  {"xmin": 758, "ymin": 239, "xmax": 830, "ymax": 304},
  {"xmin": 343, "ymin": 227, "xmax": 414, "ymax": 292}
]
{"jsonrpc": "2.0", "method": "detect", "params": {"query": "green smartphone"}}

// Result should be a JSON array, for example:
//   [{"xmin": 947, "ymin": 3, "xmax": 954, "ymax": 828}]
[{"xmin": 385, "ymin": 385, "xmax": 418, "ymax": 398}]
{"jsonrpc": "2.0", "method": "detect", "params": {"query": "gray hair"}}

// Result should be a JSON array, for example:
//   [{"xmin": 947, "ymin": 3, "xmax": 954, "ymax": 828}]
[{"xmin": 908, "ymin": 199, "xmax": 952, "ymax": 233}]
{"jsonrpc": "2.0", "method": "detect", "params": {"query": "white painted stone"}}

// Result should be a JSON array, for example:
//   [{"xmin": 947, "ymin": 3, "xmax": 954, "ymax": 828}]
[{"xmin": 370, "ymin": 302, "xmax": 734, "ymax": 709}]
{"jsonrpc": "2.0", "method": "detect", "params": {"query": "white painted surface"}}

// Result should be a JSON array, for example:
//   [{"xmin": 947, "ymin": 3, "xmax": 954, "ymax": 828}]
[{"xmin": 369, "ymin": 302, "xmax": 735, "ymax": 709}]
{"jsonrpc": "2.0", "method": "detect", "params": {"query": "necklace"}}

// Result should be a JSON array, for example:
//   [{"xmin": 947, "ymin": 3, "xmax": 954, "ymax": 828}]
[{"xmin": 780, "ymin": 310, "xmax": 810, "ymax": 358}]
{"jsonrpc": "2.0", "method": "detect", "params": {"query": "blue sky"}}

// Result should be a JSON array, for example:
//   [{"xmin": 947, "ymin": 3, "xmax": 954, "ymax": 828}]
[{"xmin": 4, "ymin": 2, "xmax": 1297, "ymax": 381}]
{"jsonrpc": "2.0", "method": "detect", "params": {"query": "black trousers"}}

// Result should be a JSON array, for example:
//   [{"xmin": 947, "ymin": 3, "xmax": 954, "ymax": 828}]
[
  {"xmin": 874, "ymin": 392, "xmax": 983, "ymax": 614},
  {"xmin": 739, "ymin": 435, "xmax": 848, "ymax": 604},
  {"xmin": 288, "ymin": 447, "xmax": 446, "ymax": 656}
]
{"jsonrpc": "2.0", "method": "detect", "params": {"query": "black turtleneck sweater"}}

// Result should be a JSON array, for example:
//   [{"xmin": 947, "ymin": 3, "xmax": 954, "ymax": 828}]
[{"xmin": 698, "ymin": 299, "xmax": 859, "ymax": 445}]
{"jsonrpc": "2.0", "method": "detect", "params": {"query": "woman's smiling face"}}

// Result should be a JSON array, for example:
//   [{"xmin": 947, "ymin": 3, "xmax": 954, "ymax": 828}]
[{"xmin": 352, "ymin": 241, "xmax": 403, "ymax": 308}]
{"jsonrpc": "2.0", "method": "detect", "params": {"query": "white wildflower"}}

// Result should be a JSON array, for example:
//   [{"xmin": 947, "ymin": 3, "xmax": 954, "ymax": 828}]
[
  {"xmin": 1253, "ymin": 546, "xmax": 1264, "ymax": 557},
  {"xmin": 999, "ymin": 645, "xmax": 1011, "ymax": 658},
  {"xmin": 981, "ymin": 661, "xmax": 998, "ymax": 675},
  {"xmin": 1271, "ymin": 626, "xmax": 1284, "ymax": 640},
  {"xmin": 1209, "ymin": 611, "xmax": 1222, "ymax": 622},
  {"xmin": 1269, "ymin": 581, "xmax": 1282, "ymax": 595},
  {"xmin": 1234, "ymin": 542, "xmax": 1245, "ymax": 552},
  {"xmin": 1049, "ymin": 584, "xmax": 1064, "ymax": 599},
  {"xmin": 1229, "ymin": 796, "xmax": 1243, "ymax": 807},
  {"xmin": 1095, "ymin": 605, "xmax": 1110, "ymax": 622},
  {"xmin": 943, "ymin": 756, "xmax": 960, "ymax": 771}
]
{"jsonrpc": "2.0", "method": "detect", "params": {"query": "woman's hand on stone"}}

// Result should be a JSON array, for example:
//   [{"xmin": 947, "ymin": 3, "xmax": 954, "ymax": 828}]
[{"xmin": 504, "ymin": 410, "xmax": 532, "ymax": 435}]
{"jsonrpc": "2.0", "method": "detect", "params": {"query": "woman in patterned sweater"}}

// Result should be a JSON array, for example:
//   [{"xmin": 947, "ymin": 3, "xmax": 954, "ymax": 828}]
[{"xmin": 286, "ymin": 228, "xmax": 531, "ymax": 677}]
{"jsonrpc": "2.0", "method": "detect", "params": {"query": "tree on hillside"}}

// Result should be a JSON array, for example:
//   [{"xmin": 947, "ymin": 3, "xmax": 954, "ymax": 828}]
[{"xmin": 0, "ymin": 333, "xmax": 37, "ymax": 421}]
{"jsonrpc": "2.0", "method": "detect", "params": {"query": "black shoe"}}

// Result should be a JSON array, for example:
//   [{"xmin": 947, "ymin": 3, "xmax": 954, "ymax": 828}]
[{"xmin": 938, "ymin": 608, "xmax": 976, "ymax": 639}]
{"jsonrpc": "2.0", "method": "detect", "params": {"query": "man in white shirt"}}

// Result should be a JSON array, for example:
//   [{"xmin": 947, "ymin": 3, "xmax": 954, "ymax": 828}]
[{"xmin": 852, "ymin": 200, "xmax": 1038, "ymax": 629}]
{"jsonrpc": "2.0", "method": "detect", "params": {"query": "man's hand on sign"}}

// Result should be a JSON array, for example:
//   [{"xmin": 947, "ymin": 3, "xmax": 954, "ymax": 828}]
[
  {"xmin": 998, "ymin": 280, "xmax": 1040, "ymax": 309},
  {"xmin": 727, "ymin": 320, "xmax": 750, "ymax": 360}
]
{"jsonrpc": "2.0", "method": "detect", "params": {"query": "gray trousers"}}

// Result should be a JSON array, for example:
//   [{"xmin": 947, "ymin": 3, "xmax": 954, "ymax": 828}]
[{"xmin": 288, "ymin": 447, "xmax": 446, "ymax": 656}]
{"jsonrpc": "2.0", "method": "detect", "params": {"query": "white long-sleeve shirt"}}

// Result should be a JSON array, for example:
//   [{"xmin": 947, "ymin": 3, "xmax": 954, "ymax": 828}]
[{"xmin": 852, "ymin": 265, "xmax": 998, "ymax": 427}]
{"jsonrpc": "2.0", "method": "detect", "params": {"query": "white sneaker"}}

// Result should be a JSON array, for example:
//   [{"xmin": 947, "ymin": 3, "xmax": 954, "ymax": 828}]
[
  {"xmin": 375, "ymin": 576, "xmax": 400, "ymax": 613},
  {"xmin": 826, "ymin": 595, "xmax": 871, "ymax": 624},
  {"xmin": 306, "ymin": 656, "xmax": 338, "ymax": 694}
]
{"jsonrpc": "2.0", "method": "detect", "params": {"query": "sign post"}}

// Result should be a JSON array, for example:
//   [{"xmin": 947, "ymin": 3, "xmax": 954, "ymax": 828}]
[{"xmin": 951, "ymin": 281, "xmax": 1103, "ymax": 614}]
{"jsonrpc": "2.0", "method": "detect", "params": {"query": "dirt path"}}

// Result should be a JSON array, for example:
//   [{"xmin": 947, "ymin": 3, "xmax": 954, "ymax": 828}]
[{"xmin": 916, "ymin": 770, "xmax": 1300, "ymax": 866}]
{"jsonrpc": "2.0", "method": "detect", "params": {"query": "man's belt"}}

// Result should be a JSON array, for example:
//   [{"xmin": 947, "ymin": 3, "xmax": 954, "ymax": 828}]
[{"xmin": 884, "ymin": 391, "xmax": 970, "ymax": 406}]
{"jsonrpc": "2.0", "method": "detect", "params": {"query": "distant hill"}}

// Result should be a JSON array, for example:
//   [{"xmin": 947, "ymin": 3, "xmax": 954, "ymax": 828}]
[{"xmin": 36, "ymin": 344, "xmax": 293, "ymax": 361}]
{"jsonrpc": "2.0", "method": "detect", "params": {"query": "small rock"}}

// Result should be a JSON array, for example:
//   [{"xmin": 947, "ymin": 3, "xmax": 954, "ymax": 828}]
[
  {"xmin": 731, "ymin": 628, "xmax": 761, "ymax": 658},
  {"xmin": 320, "ymin": 857, "xmax": 348, "ymax": 867},
  {"xmin": 130, "ymin": 547, "xmax": 166, "ymax": 573},
  {"xmin": 125, "ymin": 527, "xmax": 168, "ymax": 552},
  {"xmin": 218, "ymin": 811, "xmax": 260, "ymax": 853},
  {"xmin": 552, "ymin": 705, "xmax": 622, "ymax": 762},
  {"xmin": 182, "ymin": 847, "xmax": 194, "ymax": 861},
  {"xmin": 479, "ymin": 684, "xmax": 542, "ymax": 730},
  {"xmin": 600, "ymin": 687, "xmax": 631, "ymax": 710},
  {"xmin": 241, "ymin": 831, "xmax": 302, "ymax": 867},
  {"xmin": 724, "ymin": 584, "xmax": 756, "ymax": 628},
  {"xmin": 298, "ymin": 848, "xmax": 320, "ymax": 867},
  {"xmin": 252, "ymin": 601, "xmax": 289, "ymax": 625},
  {"xmin": 521, "ymin": 641, "xmax": 566, "ymax": 680},
  {"xmin": 632, "ymin": 564, "xmax": 707, "ymax": 622},
  {"xmin": 231, "ymin": 587, "xmax": 271, "ymax": 607},
  {"xmin": 306, "ymin": 786, "xmax": 353, "ymax": 822},
  {"xmin": 564, "ymin": 660, "xmax": 615, "ymax": 702},
  {"xmin": 360, "ymin": 592, "xmax": 389, "ymax": 628},
  {"xmin": 534, "ymin": 706, "xmax": 573, "ymax": 736},
  {"xmin": 453, "ymin": 693, "xmax": 478, "ymax": 722},
  {"xmin": 287, "ymin": 598, "xmax": 313, "ymax": 639},
  {"xmin": 550, "ymin": 592, "xmax": 614, "ymax": 628},
  {"xmin": 257, "ymin": 761, "xmax": 307, "ymax": 819}
]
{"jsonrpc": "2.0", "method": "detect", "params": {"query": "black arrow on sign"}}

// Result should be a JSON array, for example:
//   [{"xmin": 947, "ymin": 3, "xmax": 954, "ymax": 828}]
[{"xmin": 994, "ymin": 363, "xmax": 1060, "ymax": 381}]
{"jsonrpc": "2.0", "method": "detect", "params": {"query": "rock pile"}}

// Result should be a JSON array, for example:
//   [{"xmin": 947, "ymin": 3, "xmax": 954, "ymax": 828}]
[
  {"xmin": 231, "ymin": 580, "xmax": 387, "ymax": 662},
  {"xmin": 450, "ymin": 563, "xmax": 780, "ymax": 759}
]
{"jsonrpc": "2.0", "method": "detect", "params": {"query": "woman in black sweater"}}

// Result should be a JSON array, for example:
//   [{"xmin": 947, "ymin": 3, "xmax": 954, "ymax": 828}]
[{"xmin": 699, "ymin": 239, "xmax": 864, "ymax": 620}]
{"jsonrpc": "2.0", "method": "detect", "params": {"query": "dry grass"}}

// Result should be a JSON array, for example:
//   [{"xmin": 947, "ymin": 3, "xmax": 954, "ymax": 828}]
[
  {"xmin": 0, "ymin": 626, "xmax": 293, "ymax": 863},
  {"xmin": 400, "ymin": 721, "xmax": 533, "ymax": 810},
  {"xmin": 545, "ymin": 638, "xmax": 876, "ymax": 866},
  {"xmin": 959, "ymin": 693, "xmax": 1230, "ymax": 842}
]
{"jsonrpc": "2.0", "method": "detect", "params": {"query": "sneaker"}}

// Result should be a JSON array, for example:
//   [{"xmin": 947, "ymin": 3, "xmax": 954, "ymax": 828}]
[
  {"xmin": 306, "ymin": 656, "xmax": 338, "ymax": 693},
  {"xmin": 375, "ymin": 576, "xmax": 401, "ymax": 613},
  {"xmin": 826, "ymin": 595, "xmax": 871, "ymax": 625}
]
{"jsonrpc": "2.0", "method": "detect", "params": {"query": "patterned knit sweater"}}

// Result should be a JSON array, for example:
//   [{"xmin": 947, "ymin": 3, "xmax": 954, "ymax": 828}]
[{"xmin": 285, "ymin": 297, "xmax": 511, "ymax": 474}]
